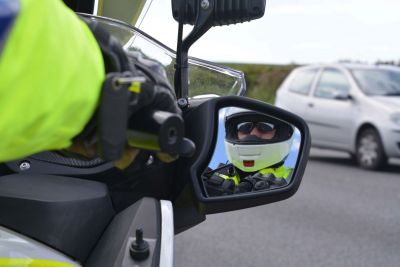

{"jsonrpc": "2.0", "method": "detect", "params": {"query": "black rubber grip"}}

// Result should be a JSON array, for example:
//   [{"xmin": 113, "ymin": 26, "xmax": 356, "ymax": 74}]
[{"xmin": 127, "ymin": 109, "xmax": 185, "ymax": 155}]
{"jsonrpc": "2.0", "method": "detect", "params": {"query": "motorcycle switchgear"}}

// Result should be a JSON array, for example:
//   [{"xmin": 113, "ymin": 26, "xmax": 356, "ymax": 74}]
[
  {"xmin": 224, "ymin": 108, "xmax": 294, "ymax": 172},
  {"xmin": 74, "ymin": 18, "xmax": 183, "ymax": 163}
]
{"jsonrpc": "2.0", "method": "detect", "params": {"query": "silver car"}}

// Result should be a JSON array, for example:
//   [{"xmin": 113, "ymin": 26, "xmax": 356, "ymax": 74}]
[{"xmin": 275, "ymin": 63, "xmax": 400, "ymax": 170}]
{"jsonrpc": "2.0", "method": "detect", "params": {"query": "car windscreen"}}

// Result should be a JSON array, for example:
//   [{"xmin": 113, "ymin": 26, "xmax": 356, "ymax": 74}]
[{"xmin": 351, "ymin": 68, "xmax": 400, "ymax": 96}]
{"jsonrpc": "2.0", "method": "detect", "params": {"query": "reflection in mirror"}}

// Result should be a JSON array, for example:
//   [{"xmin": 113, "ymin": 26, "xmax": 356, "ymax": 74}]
[{"xmin": 202, "ymin": 107, "xmax": 301, "ymax": 197}]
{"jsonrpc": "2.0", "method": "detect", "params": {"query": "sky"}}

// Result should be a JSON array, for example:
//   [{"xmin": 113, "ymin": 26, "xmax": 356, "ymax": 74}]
[{"xmin": 137, "ymin": 0, "xmax": 400, "ymax": 64}]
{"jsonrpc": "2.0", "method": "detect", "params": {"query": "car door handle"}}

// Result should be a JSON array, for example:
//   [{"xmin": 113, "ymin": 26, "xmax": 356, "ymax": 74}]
[{"xmin": 308, "ymin": 103, "xmax": 314, "ymax": 108}]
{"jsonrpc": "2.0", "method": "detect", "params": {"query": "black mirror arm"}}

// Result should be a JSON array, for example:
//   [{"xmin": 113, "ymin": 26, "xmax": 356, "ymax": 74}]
[{"xmin": 174, "ymin": 0, "xmax": 214, "ymax": 101}]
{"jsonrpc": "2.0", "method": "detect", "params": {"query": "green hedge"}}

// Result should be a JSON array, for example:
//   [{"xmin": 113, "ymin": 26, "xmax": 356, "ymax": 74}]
[{"xmin": 223, "ymin": 63, "xmax": 298, "ymax": 103}]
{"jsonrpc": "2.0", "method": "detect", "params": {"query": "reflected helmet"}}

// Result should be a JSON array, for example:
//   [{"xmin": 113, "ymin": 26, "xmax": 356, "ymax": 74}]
[{"xmin": 224, "ymin": 108, "xmax": 295, "ymax": 172}]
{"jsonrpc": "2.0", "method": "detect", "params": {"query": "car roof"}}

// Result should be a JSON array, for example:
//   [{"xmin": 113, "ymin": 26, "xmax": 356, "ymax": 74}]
[{"xmin": 292, "ymin": 63, "xmax": 400, "ymax": 72}]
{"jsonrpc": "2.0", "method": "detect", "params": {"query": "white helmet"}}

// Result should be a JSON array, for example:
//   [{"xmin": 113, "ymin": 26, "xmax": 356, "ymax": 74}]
[{"xmin": 224, "ymin": 108, "xmax": 294, "ymax": 172}]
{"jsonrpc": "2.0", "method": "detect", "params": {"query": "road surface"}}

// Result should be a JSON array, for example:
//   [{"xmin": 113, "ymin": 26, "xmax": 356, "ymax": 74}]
[{"xmin": 174, "ymin": 149, "xmax": 400, "ymax": 267}]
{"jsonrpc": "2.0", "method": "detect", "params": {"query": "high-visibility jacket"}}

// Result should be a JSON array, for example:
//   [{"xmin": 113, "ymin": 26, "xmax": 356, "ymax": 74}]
[
  {"xmin": 0, "ymin": 0, "xmax": 105, "ymax": 162},
  {"xmin": 213, "ymin": 164, "xmax": 292, "ymax": 185},
  {"xmin": 258, "ymin": 165, "xmax": 293, "ymax": 180}
]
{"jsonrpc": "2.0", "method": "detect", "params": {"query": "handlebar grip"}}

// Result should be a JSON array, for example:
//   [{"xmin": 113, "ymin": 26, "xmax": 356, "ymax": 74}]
[{"xmin": 127, "ymin": 109, "xmax": 186, "ymax": 155}]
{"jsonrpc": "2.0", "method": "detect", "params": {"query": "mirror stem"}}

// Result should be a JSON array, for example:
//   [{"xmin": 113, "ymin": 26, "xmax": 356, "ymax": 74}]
[
  {"xmin": 174, "ymin": 0, "xmax": 214, "ymax": 102},
  {"xmin": 174, "ymin": 10, "xmax": 186, "ymax": 101}
]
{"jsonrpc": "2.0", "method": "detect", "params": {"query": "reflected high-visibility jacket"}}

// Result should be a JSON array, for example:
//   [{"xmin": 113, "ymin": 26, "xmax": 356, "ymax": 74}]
[
  {"xmin": 214, "ymin": 164, "xmax": 292, "ymax": 185},
  {"xmin": 0, "ymin": 0, "xmax": 105, "ymax": 162}
]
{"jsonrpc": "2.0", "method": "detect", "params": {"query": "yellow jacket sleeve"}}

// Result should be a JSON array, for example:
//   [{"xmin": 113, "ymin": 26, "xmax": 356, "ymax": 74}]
[{"xmin": 0, "ymin": 0, "xmax": 105, "ymax": 162}]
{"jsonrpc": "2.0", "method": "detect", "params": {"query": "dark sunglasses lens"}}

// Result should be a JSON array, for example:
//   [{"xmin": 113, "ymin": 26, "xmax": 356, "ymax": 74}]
[
  {"xmin": 256, "ymin": 122, "xmax": 274, "ymax": 133},
  {"xmin": 237, "ymin": 122, "xmax": 254, "ymax": 134}
]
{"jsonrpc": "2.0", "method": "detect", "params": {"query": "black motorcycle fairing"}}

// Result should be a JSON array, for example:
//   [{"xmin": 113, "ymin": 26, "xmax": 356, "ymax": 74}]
[
  {"xmin": 4, "ymin": 150, "xmax": 177, "ymax": 212},
  {"xmin": 86, "ymin": 197, "xmax": 162, "ymax": 267},
  {"xmin": 0, "ymin": 174, "xmax": 115, "ymax": 262},
  {"xmin": 5, "ymin": 151, "xmax": 112, "ymax": 176},
  {"xmin": 171, "ymin": 97, "xmax": 214, "ymax": 233}
]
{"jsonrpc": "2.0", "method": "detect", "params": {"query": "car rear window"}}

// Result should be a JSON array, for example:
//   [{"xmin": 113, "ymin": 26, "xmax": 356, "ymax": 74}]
[{"xmin": 288, "ymin": 68, "xmax": 318, "ymax": 95}]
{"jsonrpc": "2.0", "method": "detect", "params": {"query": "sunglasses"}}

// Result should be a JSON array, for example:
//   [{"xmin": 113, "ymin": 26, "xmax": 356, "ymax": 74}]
[{"xmin": 237, "ymin": 122, "xmax": 275, "ymax": 134}]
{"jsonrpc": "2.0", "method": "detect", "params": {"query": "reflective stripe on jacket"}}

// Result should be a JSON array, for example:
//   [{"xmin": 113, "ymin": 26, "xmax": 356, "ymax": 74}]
[
  {"xmin": 259, "ymin": 165, "xmax": 292, "ymax": 179},
  {"xmin": 0, "ymin": 0, "xmax": 105, "ymax": 162},
  {"xmin": 214, "ymin": 172, "xmax": 240, "ymax": 185},
  {"xmin": 216, "ymin": 165, "xmax": 292, "ymax": 185}
]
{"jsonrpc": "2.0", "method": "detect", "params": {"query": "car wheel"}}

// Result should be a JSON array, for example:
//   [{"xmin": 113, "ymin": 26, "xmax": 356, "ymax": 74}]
[
  {"xmin": 356, "ymin": 128, "xmax": 387, "ymax": 170},
  {"xmin": 349, "ymin": 152, "xmax": 357, "ymax": 163}
]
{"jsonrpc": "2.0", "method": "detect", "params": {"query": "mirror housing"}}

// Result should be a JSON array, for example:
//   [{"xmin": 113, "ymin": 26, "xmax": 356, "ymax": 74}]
[
  {"xmin": 174, "ymin": 96, "xmax": 311, "ymax": 216},
  {"xmin": 172, "ymin": 0, "xmax": 266, "ymax": 101},
  {"xmin": 171, "ymin": 0, "xmax": 266, "ymax": 26}
]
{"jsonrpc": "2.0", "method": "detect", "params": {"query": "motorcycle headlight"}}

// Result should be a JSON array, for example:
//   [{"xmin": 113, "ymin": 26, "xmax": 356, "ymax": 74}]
[{"xmin": 390, "ymin": 113, "xmax": 400, "ymax": 125}]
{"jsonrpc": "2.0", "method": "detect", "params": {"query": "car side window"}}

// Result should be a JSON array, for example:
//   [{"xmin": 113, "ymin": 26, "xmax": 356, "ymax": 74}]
[
  {"xmin": 288, "ymin": 68, "xmax": 318, "ymax": 95},
  {"xmin": 314, "ymin": 68, "xmax": 351, "ymax": 99}
]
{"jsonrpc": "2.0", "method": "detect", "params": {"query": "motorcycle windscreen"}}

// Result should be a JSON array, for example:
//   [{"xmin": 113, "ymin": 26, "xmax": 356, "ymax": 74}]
[{"xmin": 79, "ymin": 14, "xmax": 246, "ymax": 98}]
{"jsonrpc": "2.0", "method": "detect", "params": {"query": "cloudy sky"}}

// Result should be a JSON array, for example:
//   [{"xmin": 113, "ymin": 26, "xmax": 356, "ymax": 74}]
[{"xmin": 138, "ymin": 0, "xmax": 400, "ymax": 64}]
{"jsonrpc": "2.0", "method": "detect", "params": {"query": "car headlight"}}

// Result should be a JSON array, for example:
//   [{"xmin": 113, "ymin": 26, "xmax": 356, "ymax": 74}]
[{"xmin": 390, "ymin": 113, "xmax": 400, "ymax": 125}]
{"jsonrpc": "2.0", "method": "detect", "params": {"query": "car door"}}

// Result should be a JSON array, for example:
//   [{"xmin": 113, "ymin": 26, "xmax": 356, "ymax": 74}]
[
  {"xmin": 275, "ymin": 67, "xmax": 320, "ymax": 118},
  {"xmin": 305, "ymin": 67, "xmax": 356, "ymax": 150}
]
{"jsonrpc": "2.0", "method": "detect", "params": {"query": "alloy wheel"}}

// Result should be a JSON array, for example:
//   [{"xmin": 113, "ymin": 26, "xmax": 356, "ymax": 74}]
[{"xmin": 356, "ymin": 128, "xmax": 387, "ymax": 170}]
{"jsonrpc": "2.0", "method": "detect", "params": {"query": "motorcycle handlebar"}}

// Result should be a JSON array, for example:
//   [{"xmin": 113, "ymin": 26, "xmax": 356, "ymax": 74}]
[{"xmin": 127, "ymin": 109, "xmax": 195, "ymax": 157}]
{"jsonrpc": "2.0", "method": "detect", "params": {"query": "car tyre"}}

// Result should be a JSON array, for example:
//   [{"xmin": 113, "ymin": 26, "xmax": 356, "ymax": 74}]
[
  {"xmin": 356, "ymin": 128, "xmax": 387, "ymax": 170},
  {"xmin": 349, "ymin": 152, "xmax": 357, "ymax": 163}
]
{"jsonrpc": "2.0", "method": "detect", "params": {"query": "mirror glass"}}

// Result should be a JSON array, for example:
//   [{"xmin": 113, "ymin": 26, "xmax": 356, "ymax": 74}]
[{"xmin": 202, "ymin": 107, "xmax": 301, "ymax": 197}]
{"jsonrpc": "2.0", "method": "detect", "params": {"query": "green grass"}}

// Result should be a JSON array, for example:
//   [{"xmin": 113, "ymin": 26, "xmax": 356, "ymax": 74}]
[{"xmin": 221, "ymin": 63, "xmax": 298, "ymax": 103}]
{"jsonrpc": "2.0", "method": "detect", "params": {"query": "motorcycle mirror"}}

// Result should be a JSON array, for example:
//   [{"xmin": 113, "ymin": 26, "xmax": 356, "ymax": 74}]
[
  {"xmin": 172, "ymin": 0, "xmax": 266, "ymax": 101},
  {"xmin": 174, "ymin": 96, "xmax": 311, "ymax": 215},
  {"xmin": 203, "ymin": 107, "xmax": 301, "ymax": 197},
  {"xmin": 171, "ymin": 0, "xmax": 266, "ymax": 26}
]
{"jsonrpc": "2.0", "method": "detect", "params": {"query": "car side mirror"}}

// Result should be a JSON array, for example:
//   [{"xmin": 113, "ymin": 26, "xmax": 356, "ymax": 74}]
[{"xmin": 174, "ymin": 96, "xmax": 311, "ymax": 215}]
